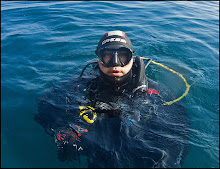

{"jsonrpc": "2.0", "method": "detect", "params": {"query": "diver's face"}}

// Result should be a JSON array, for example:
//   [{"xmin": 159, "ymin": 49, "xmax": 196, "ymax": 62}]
[{"xmin": 98, "ymin": 57, "xmax": 133, "ymax": 77}]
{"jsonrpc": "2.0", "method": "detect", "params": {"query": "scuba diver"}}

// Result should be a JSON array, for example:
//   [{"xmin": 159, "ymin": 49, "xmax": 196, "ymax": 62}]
[{"xmin": 35, "ymin": 30, "xmax": 190, "ymax": 168}]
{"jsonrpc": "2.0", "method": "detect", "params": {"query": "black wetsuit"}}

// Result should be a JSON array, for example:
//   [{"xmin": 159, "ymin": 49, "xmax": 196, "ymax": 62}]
[{"xmin": 35, "ymin": 57, "xmax": 190, "ymax": 168}]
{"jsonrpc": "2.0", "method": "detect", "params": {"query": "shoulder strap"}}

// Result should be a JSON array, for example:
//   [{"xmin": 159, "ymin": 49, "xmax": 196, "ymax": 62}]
[{"xmin": 132, "ymin": 56, "xmax": 148, "ymax": 91}]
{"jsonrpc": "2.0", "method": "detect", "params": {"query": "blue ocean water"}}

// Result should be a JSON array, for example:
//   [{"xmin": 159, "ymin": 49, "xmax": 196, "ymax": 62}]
[{"xmin": 1, "ymin": 1, "xmax": 219, "ymax": 168}]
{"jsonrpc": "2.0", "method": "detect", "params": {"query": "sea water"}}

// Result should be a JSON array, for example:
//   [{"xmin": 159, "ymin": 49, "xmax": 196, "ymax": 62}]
[{"xmin": 1, "ymin": 1, "xmax": 219, "ymax": 168}]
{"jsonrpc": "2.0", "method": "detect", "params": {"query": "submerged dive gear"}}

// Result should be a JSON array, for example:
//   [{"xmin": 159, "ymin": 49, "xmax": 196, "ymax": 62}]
[{"xmin": 79, "ymin": 106, "xmax": 97, "ymax": 124}]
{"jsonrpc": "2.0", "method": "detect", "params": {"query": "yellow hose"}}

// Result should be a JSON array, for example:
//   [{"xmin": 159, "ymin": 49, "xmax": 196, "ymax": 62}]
[
  {"xmin": 79, "ymin": 56, "xmax": 191, "ymax": 120},
  {"xmin": 140, "ymin": 57, "xmax": 190, "ymax": 105}
]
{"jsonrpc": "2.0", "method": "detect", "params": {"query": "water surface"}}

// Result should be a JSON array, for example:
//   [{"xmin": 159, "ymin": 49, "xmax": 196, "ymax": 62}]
[{"xmin": 1, "ymin": 1, "xmax": 219, "ymax": 168}]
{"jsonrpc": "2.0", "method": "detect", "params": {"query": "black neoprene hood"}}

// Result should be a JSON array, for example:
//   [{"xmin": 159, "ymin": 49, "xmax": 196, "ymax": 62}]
[
  {"xmin": 95, "ymin": 30, "xmax": 133, "ymax": 55},
  {"xmin": 95, "ymin": 30, "xmax": 135, "ymax": 89}
]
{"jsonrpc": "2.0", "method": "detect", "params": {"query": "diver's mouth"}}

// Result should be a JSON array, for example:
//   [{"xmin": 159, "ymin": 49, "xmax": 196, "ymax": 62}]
[
  {"xmin": 110, "ymin": 70, "xmax": 123, "ymax": 77},
  {"xmin": 112, "ymin": 70, "xmax": 120, "ymax": 73}
]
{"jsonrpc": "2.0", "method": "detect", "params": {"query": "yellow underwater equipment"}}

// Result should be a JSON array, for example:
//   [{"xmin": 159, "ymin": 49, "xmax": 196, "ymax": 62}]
[
  {"xmin": 140, "ymin": 56, "xmax": 190, "ymax": 105},
  {"xmin": 79, "ymin": 106, "xmax": 97, "ymax": 124}
]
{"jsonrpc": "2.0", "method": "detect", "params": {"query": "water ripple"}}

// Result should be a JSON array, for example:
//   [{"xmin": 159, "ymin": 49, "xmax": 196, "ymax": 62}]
[{"xmin": 1, "ymin": 1, "xmax": 219, "ymax": 168}]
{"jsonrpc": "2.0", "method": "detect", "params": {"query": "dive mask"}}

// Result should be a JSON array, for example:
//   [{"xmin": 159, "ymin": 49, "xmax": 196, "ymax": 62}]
[{"xmin": 98, "ymin": 47, "xmax": 132, "ymax": 67}]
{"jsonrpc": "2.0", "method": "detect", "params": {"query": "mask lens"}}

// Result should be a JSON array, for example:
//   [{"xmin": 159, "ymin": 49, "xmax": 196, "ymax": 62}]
[
  {"xmin": 118, "ymin": 49, "xmax": 130, "ymax": 65},
  {"xmin": 100, "ymin": 50, "xmax": 113, "ymax": 65}
]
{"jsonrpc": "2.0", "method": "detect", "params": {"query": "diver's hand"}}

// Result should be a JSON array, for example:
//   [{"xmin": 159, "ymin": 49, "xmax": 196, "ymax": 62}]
[
  {"xmin": 53, "ymin": 124, "xmax": 88, "ymax": 151},
  {"xmin": 53, "ymin": 126, "xmax": 88, "ymax": 162},
  {"xmin": 53, "ymin": 127, "xmax": 83, "ymax": 151}
]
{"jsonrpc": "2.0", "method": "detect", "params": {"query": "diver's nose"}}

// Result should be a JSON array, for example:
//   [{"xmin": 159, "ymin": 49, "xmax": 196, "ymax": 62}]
[{"xmin": 112, "ymin": 51, "xmax": 121, "ymax": 67}]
